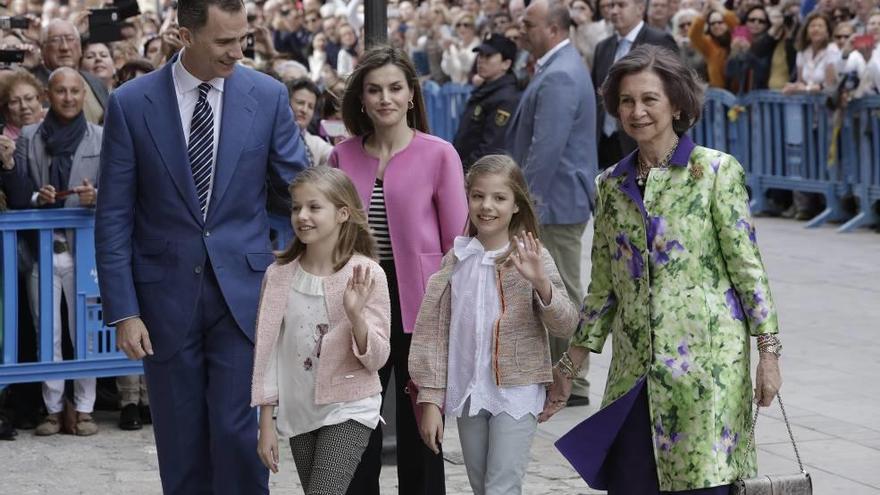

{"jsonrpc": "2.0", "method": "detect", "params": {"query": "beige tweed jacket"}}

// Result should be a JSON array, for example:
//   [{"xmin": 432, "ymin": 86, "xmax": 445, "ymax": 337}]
[{"xmin": 408, "ymin": 248, "xmax": 579, "ymax": 407}]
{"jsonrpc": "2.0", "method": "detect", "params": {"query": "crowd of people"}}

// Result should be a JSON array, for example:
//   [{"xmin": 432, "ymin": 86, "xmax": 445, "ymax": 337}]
[{"xmin": 0, "ymin": 0, "xmax": 845, "ymax": 493}]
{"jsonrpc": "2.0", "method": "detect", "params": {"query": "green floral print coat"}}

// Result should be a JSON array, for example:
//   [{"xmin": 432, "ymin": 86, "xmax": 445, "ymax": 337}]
[{"xmin": 571, "ymin": 135, "xmax": 779, "ymax": 491}]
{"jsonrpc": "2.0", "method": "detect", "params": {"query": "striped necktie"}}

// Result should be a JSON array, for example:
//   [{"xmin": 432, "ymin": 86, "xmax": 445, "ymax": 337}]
[{"xmin": 189, "ymin": 82, "xmax": 214, "ymax": 215}]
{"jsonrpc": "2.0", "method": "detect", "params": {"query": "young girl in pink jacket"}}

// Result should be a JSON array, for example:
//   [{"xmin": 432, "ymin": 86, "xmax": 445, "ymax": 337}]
[
  {"xmin": 408, "ymin": 155, "xmax": 580, "ymax": 495},
  {"xmin": 250, "ymin": 167, "xmax": 391, "ymax": 495}
]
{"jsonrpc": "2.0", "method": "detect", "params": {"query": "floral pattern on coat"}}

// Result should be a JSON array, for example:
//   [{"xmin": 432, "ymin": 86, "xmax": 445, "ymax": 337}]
[{"xmin": 571, "ymin": 136, "xmax": 778, "ymax": 491}]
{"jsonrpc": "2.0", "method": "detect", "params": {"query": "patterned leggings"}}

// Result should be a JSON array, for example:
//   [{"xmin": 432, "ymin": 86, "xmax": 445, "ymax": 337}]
[{"xmin": 290, "ymin": 420, "xmax": 373, "ymax": 495}]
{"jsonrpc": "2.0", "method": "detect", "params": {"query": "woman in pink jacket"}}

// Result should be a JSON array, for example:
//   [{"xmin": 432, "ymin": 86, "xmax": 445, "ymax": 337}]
[{"xmin": 329, "ymin": 45, "xmax": 468, "ymax": 495}]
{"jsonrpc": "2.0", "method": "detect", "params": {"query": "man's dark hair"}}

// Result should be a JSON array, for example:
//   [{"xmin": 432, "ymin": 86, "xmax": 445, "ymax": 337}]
[{"xmin": 178, "ymin": 0, "xmax": 245, "ymax": 31}]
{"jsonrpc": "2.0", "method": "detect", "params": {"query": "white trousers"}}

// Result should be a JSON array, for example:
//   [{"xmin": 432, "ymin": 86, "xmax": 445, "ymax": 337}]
[
  {"xmin": 27, "ymin": 250, "xmax": 96, "ymax": 414},
  {"xmin": 455, "ymin": 398, "xmax": 537, "ymax": 495}
]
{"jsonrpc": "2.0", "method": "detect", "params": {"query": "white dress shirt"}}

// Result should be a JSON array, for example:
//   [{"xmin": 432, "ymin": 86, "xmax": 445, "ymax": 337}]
[
  {"xmin": 172, "ymin": 51, "xmax": 224, "ymax": 216},
  {"xmin": 445, "ymin": 237, "xmax": 546, "ymax": 421},
  {"xmin": 535, "ymin": 38, "xmax": 571, "ymax": 72}
]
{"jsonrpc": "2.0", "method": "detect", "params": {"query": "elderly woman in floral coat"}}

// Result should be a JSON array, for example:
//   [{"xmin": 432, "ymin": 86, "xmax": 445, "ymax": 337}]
[{"xmin": 540, "ymin": 45, "xmax": 783, "ymax": 495}]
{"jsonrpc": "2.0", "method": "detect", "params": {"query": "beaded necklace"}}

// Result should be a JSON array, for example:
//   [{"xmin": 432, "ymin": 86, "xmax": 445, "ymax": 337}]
[{"xmin": 636, "ymin": 136, "xmax": 679, "ymax": 187}]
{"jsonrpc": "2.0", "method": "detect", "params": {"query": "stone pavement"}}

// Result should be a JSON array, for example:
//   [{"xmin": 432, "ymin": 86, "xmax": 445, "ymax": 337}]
[{"xmin": 2, "ymin": 218, "xmax": 879, "ymax": 494}]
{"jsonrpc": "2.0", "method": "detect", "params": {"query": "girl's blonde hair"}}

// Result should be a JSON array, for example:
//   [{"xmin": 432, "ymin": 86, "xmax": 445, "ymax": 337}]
[
  {"xmin": 275, "ymin": 167, "xmax": 376, "ymax": 270},
  {"xmin": 465, "ymin": 155, "xmax": 541, "ymax": 264}
]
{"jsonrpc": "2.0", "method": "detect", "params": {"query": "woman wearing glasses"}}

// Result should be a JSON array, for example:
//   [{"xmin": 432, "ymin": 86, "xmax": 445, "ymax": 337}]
[
  {"xmin": 441, "ymin": 13, "xmax": 480, "ymax": 84},
  {"xmin": 724, "ymin": 6, "xmax": 770, "ymax": 93},
  {"xmin": 689, "ymin": 0, "xmax": 739, "ymax": 88}
]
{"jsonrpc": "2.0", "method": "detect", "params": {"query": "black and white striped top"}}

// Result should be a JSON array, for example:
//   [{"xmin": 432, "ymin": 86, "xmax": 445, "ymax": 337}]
[{"xmin": 368, "ymin": 178, "xmax": 394, "ymax": 261}]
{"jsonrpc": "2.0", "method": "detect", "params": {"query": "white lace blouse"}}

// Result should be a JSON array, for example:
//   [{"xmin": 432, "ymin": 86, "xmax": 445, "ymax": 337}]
[{"xmin": 444, "ymin": 236, "xmax": 546, "ymax": 420}]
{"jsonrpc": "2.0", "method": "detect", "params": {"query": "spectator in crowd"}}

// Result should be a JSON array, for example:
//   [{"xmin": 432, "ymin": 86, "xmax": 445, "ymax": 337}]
[
  {"xmin": 3, "ymin": 68, "xmax": 102, "ymax": 437},
  {"xmin": 80, "ymin": 41, "xmax": 116, "ymax": 92},
  {"xmin": 1, "ymin": 30, "xmax": 42, "ymax": 73},
  {"xmin": 287, "ymin": 77, "xmax": 332, "ymax": 167},
  {"xmin": 783, "ymin": 11, "xmax": 839, "ymax": 95},
  {"xmin": 852, "ymin": 0, "xmax": 879, "ymax": 34},
  {"xmin": 724, "ymin": 5, "xmax": 771, "ymax": 93},
  {"xmin": 337, "ymin": 22, "xmax": 359, "ymax": 76},
  {"xmin": 508, "ymin": 0, "xmax": 597, "ymax": 407},
  {"xmin": 672, "ymin": 8, "xmax": 709, "ymax": 81},
  {"xmin": 453, "ymin": 34, "xmax": 522, "ymax": 170},
  {"xmin": 833, "ymin": 20, "xmax": 868, "ymax": 94},
  {"xmin": 0, "ymin": 69, "xmax": 44, "ymax": 141},
  {"xmin": 94, "ymin": 0, "xmax": 308, "ymax": 491},
  {"xmin": 492, "ymin": 11, "xmax": 514, "ymax": 34},
  {"xmin": 32, "ymin": 19, "xmax": 109, "ymax": 125},
  {"xmin": 441, "ymin": 13, "xmax": 480, "ymax": 84},
  {"xmin": 331, "ymin": 45, "xmax": 467, "ymax": 495},
  {"xmin": 866, "ymin": 9, "xmax": 880, "ymax": 37},
  {"xmin": 751, "ymin": 4, "xmax": 798, "ymax": 91},
  {"xmin": 647, "ymin": 0, "xmax": 674, "ymax": 32},
  {"xmin": 570, "ymin": 0, "xmax": 613, "ymax": 69},
  {"xmin": 688, "ymin": 0, "xmax": 738, "ymax": 89},
  {"xmin": 830, "ymin": 6, "xmax": 854, "ymax": 26},
  {"xmin": 273, "ymin": 5, "xmax": 311, "ymax": 63},
  {"xmin": 308, "ymin": 31, "xmax": 329, "ymax": 82},
  {"xmin": 593, "ymin": 0, "xmax": 677, "ymax": 169}
]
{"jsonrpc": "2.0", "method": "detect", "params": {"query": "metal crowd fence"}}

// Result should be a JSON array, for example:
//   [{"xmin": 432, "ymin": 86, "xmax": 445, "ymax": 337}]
[
  {"xmin": 3, "ymin": 84, "xmax": 880, "ymax": 384},
  {"xmin": 691, "ymin": 89, "xmax": 879, "ymax": 232},
  {"xmin": 0, "ymin": 209, "xmax": 142, "ymax": 384}
]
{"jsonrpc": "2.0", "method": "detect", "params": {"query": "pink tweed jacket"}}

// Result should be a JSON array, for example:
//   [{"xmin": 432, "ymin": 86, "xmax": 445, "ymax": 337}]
[
  {"xmin": 250, "ymin": 254, "xmax": 391, "ymax": 406},
  {"xmin": 407, "ymin": 248, "xmax": 580, "ymax": 407}
]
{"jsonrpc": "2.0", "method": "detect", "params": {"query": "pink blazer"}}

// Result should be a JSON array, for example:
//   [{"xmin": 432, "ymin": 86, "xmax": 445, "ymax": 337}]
[
  {"xmin": 329, "ymin": 131, "xmax": 468, "ymax": 333},
  {"xmin": 250, "ymin": 254, "xmax": 391, "ymax": 406}
]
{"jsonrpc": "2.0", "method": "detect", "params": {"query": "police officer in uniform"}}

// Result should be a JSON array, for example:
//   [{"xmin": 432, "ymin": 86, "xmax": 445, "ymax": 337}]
[{"xmin": 453, "ymin": 34, "xmax": 522, "ymax": 171}]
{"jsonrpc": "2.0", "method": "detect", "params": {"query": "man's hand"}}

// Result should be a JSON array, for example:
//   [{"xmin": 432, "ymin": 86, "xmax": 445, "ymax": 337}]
[
  {"xmin": 117, "ymin": 317, "xmax": 154, "ymax": 360},
  {"xmin": 37, "ymin": 184, "xmax": 57, "ymax": 206},
  {"xmin": 74, "ymin": 178, "xmax": 96, "ymax": 206}
]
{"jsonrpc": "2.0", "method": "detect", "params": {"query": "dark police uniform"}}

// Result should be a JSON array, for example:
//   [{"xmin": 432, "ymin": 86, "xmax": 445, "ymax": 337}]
[
  {"xmin": 453, "ymin": 72, "xmax": 522, "ymax": 171},
  {"xmin": 452, "ymin": 33, "xmax": 522, "ymax": 171}
]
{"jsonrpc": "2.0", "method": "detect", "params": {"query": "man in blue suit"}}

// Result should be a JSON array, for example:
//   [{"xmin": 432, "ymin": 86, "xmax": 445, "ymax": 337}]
[
  {"xmin": 94, "ymin": 0, "xmax": 307, "ymax": 492},
  {"xmin": 507, "ymin": 0, "xmax": 598, "ymax": 407}
]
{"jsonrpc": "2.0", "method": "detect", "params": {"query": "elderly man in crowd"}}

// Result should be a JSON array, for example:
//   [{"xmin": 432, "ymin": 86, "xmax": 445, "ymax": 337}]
[
  {"xmin": 30, "ymin": 19, "xmax": 109, "ymax": 125},
  {"xmin": 592, "ymin": 0, "xmax": 677, "ymax": 169},
  {"xmin": 506, "ymin": 0, "xmax": 598, "ymax": 407},
  {"xmin": 1, "ymin": 67, "xmax": 103, "ymax": 437}
]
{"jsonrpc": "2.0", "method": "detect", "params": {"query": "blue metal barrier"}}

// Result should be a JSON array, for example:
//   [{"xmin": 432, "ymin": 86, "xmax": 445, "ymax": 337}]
[
  {"xmin": 0, "ymin": 209, "xmax": 142, "ymax": 385},
  {"xmin": 838, "ymin": 96, "xmax": 880, "ymax": 232},
  {"xmin": 743, "ymin": 91, "xmax": 849, "ymax": 227},
  {"xmin": 422, "ymin": 81, "xmax": 472, "ymax": 142},
  {"xmin": 692, "ymin": 89, "xmax": 754, "ymax": 203}
]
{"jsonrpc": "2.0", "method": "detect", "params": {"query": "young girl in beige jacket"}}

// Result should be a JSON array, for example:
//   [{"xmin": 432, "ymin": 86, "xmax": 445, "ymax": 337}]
[{"xmin": 408, "ymin": 155, "xmax": 579, "ymax": 495}]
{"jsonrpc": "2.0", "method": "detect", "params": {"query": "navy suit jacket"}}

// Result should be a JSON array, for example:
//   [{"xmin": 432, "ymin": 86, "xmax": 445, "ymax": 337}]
[
  {"xmin": 506, "ymin": 43, "xmax": 597, "ymax": 225},
  {"xmin": 95, "ymin": 60, "xmax": 307, "ymax": 361}
]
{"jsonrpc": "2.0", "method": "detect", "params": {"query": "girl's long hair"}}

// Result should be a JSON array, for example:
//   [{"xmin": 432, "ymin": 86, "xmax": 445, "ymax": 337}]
[
  {"xmin": 275, "ymin": 167, "xmax": 376, "ymax": 270},
  {"xmin": 465, "ymin": 155, "xmax": 541, "ymax": 265}
]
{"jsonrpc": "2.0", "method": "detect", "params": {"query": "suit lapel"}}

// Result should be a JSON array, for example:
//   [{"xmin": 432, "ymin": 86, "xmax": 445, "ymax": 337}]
[
  {"xmin": 209, "ymin": 68, "xmax": 257, "ymax": 218},
  {"xmin": 143, "ymin": 63, "xmax": 203, "ymax": 223}
]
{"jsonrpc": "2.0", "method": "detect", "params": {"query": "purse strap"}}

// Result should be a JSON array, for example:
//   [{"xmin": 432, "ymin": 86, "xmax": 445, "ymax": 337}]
[{"xmin": 744, "ymin": 392, "xmax": 806, "ymax": 474}]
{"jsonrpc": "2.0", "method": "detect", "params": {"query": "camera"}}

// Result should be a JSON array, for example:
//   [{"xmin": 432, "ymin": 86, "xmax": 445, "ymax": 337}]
[
  {"xmin": 88, "ymin": 7, "xmax": 126, "ymax": 43},
  {"xmin": 243, "ymin": 32, "xmax": 256, "ymax": 59},
  {"xmin": 0, "ymin": 49, "xmax": 25, "ymax": 64},
  {"xmin": 0, "ymin": 16, "xmax": 30, "ymax": 30}
]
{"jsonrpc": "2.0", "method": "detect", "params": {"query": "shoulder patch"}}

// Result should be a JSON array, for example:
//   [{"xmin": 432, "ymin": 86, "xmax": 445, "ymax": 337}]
[{"xmin": 494, "ymin": 109, "xmax": 511, "ymax": 127}]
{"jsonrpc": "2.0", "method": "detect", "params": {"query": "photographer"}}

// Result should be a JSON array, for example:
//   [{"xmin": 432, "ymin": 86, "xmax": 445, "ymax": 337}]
[{"xmin": 751, "ymin": 3, "xmax": 799, "ymax": 91}]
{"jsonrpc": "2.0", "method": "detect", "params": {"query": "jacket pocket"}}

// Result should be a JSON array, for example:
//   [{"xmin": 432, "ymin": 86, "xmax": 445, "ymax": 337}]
[
  {"xmin": 133, "ymin": 238, "xmax": 168, "ymax": 257},
  {"xmin": 331, "ymin": 366, "xmax": 370, "ymax": 385},
  {"xmin": 514, "ymin": 335, "xmax": 547, "ymax": 373},
  {"xmin": 247, "ymin": 253, "xmax": 276, "ymax": 272}
]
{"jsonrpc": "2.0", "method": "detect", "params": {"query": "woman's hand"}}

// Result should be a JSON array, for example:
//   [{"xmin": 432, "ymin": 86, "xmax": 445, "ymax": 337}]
[
  {"xmin": 754, "ymin": 353, "xmax": 782, "ymax": 407},
  {"xmin": 538, "ymin": 365, "xmax": 572, "ymax": 423},
  {"xmin": 0, "ymin": 135, "xmax": 16, "ymax": 170},
  {"xmin": 257, "ymin": 408, "xmax": 279, "ymax": 473},
  {"xmin": 419, "ymin": 403, "xmax": 444, "ymax": 454},
  {"xmin": 343, "ymin": 264, "xmax": 375, "ymax": 323},
  {"xmin": 511, "ymin": 231, "xmax": 552, "ymax": 304}
]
